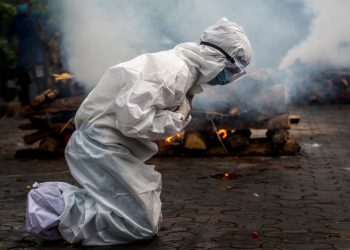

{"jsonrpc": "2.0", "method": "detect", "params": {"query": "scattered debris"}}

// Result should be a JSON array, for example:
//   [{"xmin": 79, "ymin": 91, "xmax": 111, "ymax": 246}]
[
  {"xmin": 304, "ymin": 143, "xmax": 321, "ymax": 148},
  {"xmin": 250, "ymin": 231, "xmax": 259, "ymax": 238},
  {"xmin": 210, "ymin": 172, "xmax": 236, "ymax": 180}
]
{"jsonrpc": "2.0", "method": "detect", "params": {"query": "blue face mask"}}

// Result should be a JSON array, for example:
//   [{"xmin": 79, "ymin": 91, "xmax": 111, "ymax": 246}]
[
  {"xmin": 17, "ymin": 3, "xmax": 29, "ymax": 14},
  {"xmin": 207, "ymin": 68, "xmax": 232, "ymax": 86}
]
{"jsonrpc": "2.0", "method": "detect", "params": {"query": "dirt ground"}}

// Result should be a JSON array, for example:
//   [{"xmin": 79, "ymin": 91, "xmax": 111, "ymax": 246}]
[{"xmin": 0, "ymin": 105, "xmax": 350, "ymax": 250}]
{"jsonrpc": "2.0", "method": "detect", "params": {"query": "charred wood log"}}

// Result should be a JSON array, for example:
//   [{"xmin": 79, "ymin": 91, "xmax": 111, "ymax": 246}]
[
  {"xmin": 29, "ymin": 115, "xmax": 50, "ymax": 129},
  {"xmin": 289, "ymin": 114, "xmax": 301, "ymax": 124},
  {"xmin": 18, "ymin": 123, "xmax": 35, "ymax": 130},
  {"xmin": 184, "ymin": 131, "xmax": 207, "ymax": 150},
  {"xmin": 281, "ymin": 138, "xmax": 301, "ymax": 155},
  {"xmin": 266, "ymin": 129, "xmax": 289, "ymax": 144},
  {"xmin": 188, "ymin": 111, "xmax": 290, "ymax": 130},
  {"xmin": 227, "ymin": 129, "xmax": 251, "ymax": 149},
  {"xmin": 23, "ymin": 130, "xmax": 51, "ymax": 144},
  {"xmin": 31, "ymin": 88, "xmax": 60, "ymax": 107},
  {"xmin": 38, "ymin": 136, "xmax": 62, "ymax": 153},
  {"xmin": 231, "ymin": 139, "xmax": 274, "ymax": 156},
  {"xmin": 34, "ymin": 95, "xmax": 85, "ymax": 114},
  {"xmin": 265, "ymin": 114, "xmax": 291, "ymax": 129}
]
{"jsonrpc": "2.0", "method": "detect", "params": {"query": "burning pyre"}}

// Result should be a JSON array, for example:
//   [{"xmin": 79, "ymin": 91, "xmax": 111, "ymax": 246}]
[
  {"xmin": 16, "ymin": 71, "xmax": 304, "ymax": 158},
  {"xmin": 16, "ymin": 73, "xmax": 85, "ymax": 158},
  {"xmin": 290, "ymin": 68, "xmax": 350, "ymax": 105},
  {"xmin": 156, "ymin": 73, "xmax": 301, "ymax": 156}
]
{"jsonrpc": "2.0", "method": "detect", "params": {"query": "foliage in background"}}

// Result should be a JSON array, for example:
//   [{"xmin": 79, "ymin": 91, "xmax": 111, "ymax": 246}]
[
  {"xmin": 31, "ymin": 0, "xmax": 49, "ymax": 15},
  {"xmin": 0, "ymin": 0, "xmax": 16, "ymax": 69},
  {"xmin": 0, "ymin": 0, "xmax": 49, "ymax": 79}
]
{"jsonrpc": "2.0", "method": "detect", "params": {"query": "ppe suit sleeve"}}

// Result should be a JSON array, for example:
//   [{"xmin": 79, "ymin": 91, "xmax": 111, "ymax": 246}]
[{"xmin": 115, "ymin": 68, "xmax": 191, "ymax": 140}]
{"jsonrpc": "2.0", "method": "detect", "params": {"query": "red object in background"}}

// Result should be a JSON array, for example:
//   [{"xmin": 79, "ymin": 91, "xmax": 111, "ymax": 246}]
[
  {"xmin": 64, "ymin": 133, "xmax": 73, "ymax": 145},
  {"xmin": 250, "ymin": 231, "xmax": 259, "ymax": 238}
]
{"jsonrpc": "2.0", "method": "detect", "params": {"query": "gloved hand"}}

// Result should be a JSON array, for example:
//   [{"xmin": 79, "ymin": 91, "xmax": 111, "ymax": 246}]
[{"xmin": 175, "ymin": 96, "xmax": 192, "ymax": 121}]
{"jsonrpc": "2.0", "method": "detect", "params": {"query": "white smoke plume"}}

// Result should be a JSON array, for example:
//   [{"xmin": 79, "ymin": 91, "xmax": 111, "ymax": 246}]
[
  {"xmin": 280, "ymin": 0, "xmax": 350, "ymax": 69},
  {"xmin": 49, "ymin": 0, "xmax": 310, "ymax": 89},
  {"xmin": 50, "ymin": 1, "xmax": 149, "ymax": 87}
]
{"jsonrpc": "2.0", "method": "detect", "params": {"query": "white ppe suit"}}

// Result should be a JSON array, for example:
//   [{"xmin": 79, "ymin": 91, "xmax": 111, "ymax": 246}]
[{"xmin": 26, "ymin": 18, "xmax": 252, "ymax": 245}]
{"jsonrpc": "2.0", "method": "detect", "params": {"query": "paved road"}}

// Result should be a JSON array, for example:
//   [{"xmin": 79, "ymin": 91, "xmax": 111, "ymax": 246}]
[{"xmin": 0, "ymin": 105, "xmax": 349, "ymax": 249}]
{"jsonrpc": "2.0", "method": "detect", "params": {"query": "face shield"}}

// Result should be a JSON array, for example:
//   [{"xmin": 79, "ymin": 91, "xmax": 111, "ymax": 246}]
[
  {"xmin": 225, "ymin": 58, "xmax": 246, "ymax": 83},
  {"xmin": 200, "ymin": 41, "xmax": 246, "ymax": 84}
]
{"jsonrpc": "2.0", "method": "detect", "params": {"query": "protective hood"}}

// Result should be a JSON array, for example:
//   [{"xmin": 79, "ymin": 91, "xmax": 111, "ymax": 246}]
[
  {"xmin": 201, "ymin": 17, "xmax": 252, "ymax": 67},
  {"xmin": 174, "ymin": 17, "xmax": 252, "ymax": 93}
]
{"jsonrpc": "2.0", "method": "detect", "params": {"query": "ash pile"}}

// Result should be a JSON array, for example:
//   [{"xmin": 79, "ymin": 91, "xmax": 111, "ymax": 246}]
[
  {"xmin": 156, "ymin": 72, "xmax": 301, "ymax": 156},
  {"xmin": 16, "ymin": 73, "xmax": 85, "ymax": 158}
]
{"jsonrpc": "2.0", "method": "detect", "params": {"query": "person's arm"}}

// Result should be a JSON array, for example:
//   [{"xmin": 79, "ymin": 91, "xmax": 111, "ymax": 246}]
[{"xmin": 114, "ymin": 69, "xmax": 191, "ymax": 140}]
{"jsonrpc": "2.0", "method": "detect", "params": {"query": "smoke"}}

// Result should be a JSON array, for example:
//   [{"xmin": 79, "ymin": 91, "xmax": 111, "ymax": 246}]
[
  {"xmin": 280, "ymin": 0, "xmax": 350, "ymax": 69},
  {"xmin": 49, "ymin": 0, "xmax": 349, "ymax": 108},
  {"xmin": 49, "ymin": 1, "xmax": 150, "ymax": 87},
  {"xmin": 49, "ymin": 0, "xmax": 310, "ymax": 89}
]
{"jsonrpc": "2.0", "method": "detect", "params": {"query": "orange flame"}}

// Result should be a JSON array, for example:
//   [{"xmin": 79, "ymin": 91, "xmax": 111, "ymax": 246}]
[
  {"xmin": 165, "ymin": 132, "xmax": 182, "ymax": 144},
  {"xmin": 165, "ymin": 136, "xmax": 173, "ymax": 143},
  {"xmin": 51, "ymin": 73, "xmax": 74, "ymax": 81},
  {"xmin": 217, "ymin": 129, "xmax": 228, "ymax": 139}
]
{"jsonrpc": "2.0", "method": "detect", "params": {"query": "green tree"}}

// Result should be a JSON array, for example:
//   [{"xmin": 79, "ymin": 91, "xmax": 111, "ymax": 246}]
[{"xmin": 0, "ymin": 0, "xmax": 16, "ymax": 69}]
